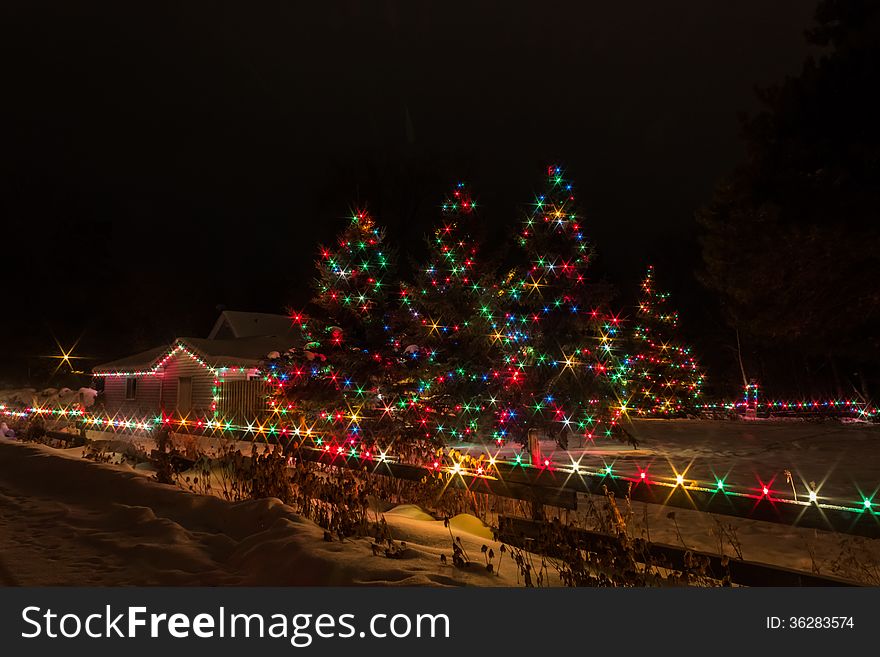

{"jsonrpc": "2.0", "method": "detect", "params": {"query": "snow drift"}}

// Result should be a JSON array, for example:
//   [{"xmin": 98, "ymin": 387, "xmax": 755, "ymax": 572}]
[{"xmin": 0, "ymin": 438, "xmax": 519, "ymax": 586}]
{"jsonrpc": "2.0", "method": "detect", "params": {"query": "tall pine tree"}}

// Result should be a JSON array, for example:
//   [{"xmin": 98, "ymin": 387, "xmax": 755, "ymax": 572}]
[
  {"xmin": 490, "ymin": 166, "xmax": 625, "ymax": 448},
  {"xmin": 398, "ymin": 183, "xmax": 498, "ymax": 444},
  {"xmin": 698, "ymin": 0, "xmax": 880, "ymax": 394},
  {"xmin": 265, "ymin": 209, "xmax": 405, "ymax": 449}
]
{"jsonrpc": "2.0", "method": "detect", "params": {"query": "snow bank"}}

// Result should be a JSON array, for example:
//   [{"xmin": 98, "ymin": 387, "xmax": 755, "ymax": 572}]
[
  {"xmin": 0, "ymin": 386, "xmax": 97, "ymax": 408},
  {"xmin": 4, "ymin": 418, "xmax": 877, "ymax": 586},
  {"xmin": 383, "ymin": 504, "xmax": 435, "ymax": 521},
  {"xmin": 448, "ymin": 514, "xmax": 494, "ymax": 541},
  {"xmin": 0, "ymin": 438, "xmax": 534, "ymax": 586},
  {"xmin": 0, "ymin": 388, "xmax": 37, "ymax": 405}
]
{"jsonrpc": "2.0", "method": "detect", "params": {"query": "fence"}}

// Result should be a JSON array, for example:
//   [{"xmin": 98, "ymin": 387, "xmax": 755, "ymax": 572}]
[{"xmin": 218, "ymin": 379, "xmax": 269, "ymax": 425}]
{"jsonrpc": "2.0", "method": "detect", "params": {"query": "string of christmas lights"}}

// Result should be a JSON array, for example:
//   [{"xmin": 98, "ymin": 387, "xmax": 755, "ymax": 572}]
[
  {"xmin": 696, "ymin": 383, "xmax": 876, "ymax": 418},
  {"xmin": 3, "ymin": 402, "xmax": 877, "ymax": 516},
  {"xmin": 93, "ymin": 340, "xmax": 255, "ymax": 423}
]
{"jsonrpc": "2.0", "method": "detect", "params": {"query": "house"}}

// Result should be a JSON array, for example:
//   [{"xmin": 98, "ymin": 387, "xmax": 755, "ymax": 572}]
[
  {"xmin": 207, "ymin": 310, "xmax": 300, "ymax": 341},
  {"xmin": 91, "ymin": 312, "xmax": 299, "ymax": 425}
]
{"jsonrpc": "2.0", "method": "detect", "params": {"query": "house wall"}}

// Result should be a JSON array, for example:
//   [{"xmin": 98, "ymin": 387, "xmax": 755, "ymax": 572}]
[
  {"xmin": 99, "ymin": 354, "xmax": 263, "ymax": 421},
  {"xmin": 102, "ymin": 375, "xmax": 162, "ymax": 417},
  {"xmin": 159, "ymin": 355, "xmax": 217, "ymax": 417}
]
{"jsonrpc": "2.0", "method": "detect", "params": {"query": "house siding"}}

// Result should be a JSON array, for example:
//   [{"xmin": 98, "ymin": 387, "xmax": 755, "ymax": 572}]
[
  {"xmin": 101, "ymin": 353, "xmax": 219, "ymax": 419},
  {"xmin": 159, "ymin": 355, "xmax": 216, "ymax": 417},
  {"xmin": 102, "ymin": 375, "xmax": 162, "ymax": 417},
  {"xmin": 97, "ymin": 334, "xmax": 280, "ymax": 423}
]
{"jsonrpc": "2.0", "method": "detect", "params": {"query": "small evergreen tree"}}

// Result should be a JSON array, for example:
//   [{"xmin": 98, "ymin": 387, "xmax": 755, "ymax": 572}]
[{"xmin": 627, "ymin": 265, "xmax": 704, "ymax": 416}]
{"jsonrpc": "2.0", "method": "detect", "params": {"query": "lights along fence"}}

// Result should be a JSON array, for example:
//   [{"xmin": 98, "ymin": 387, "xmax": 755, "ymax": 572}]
[
  {"xmin": 4, "ymin": 402, "xmax": 878, "ymax": 539},
  {"xmin": 697, "ymin": 398, "xmax": 876, "ymax": 420},
  {"xmin": 38, "ymin": 426, "xmax": 866, "ymax": 585},
  {"xmin": 218, "ymin": 379, "xmax": 269, "ymax": 426},
  {"xmin": 275, "ymin": 440, "xmax": 880, "ymax": 540}
]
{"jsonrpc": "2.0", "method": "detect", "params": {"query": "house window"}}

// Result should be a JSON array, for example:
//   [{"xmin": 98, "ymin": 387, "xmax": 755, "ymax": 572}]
[{"xmin": 125, "ymin": 378, "xmax": 138, "ymax": 400}]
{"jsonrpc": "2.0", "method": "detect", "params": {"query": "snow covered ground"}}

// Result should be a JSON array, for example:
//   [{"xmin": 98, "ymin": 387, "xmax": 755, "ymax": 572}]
[
  {"xmin": 0, "ymin": 438, "xmax": 544, "ymax": 586},
  {"xmin": 1, "ymin": 418, "xmax": 878, "ymax": 585},
  {"xmin": 0, "ymin": 386, "xmax": 97, "ymax": 409},
  {"xmin": 452, "ymin": 418, "xmax": 880, "ymax": 506},
  {"xmin": 448, "ymin": 419, "xmax": 880, "ymax": 583}
]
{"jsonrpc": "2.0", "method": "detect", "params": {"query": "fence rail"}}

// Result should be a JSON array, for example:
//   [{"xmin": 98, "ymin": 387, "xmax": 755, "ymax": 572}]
[{"xmin": 496, "ymin": 516, "xmax": 859, "ymax": 587}]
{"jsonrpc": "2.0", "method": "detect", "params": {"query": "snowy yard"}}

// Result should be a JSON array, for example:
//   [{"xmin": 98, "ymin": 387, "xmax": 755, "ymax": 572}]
[
  {"xmin": 1, "ymin": 418, "xmax": 878, "ymax": 586},
  {"xmin": 452, "ymin": 418, "xmax": 880, "ymax": 505},
  {"xmin": 0, "ymin": 438, "xmax": 540, "ymax": 586},
  {"xmin": 451, "ymin": 419, "xmax": 880, "ymax": 582}
]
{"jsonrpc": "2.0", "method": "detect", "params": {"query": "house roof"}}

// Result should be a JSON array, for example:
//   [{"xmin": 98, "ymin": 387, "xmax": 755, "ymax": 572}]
[
  {"xmin": 91, "ymin": 345, "xmax": 174, "ymax": 375},
  {"xmin": 207, "ymin": 310, "xmax": 295, "ymax": 340},
  {"xmin": 93, "ymin": 336, "xmax": 301, "ymax": 376},
  {"xmin": 177, "ymin": 336, "xmax": 300, "ymax": 369},
  {"xmin": 93, "ymin": 310, "xmax": 302, "ymax": 376}
]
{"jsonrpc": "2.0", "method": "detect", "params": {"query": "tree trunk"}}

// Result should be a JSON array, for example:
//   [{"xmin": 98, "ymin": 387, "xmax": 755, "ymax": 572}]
[
  {"xmin": 858, "ymin": 370, "xmax": 871, "ymax": 402},
  {"xmin": 528, "ymin": 428, "xmax": 541, "ymax": 466},
  {"xmin": 735, "ymin": 328, "xmax": 748, "ymax": 387},
  {"xmin": 828, "ymin": 353, "xmax": 844, "ymax": 399}
]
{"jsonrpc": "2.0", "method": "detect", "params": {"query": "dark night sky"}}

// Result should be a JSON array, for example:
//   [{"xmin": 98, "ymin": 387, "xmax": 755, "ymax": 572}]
[{"xmin": 0, "ymin": 1, "xmax": 818, "ymax": 385}]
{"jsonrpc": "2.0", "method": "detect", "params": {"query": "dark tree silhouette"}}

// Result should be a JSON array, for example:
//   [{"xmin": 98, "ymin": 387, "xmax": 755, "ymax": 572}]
[{"xmin": 698, "ymin": 0, "xmax": 880, "ymax": 398}]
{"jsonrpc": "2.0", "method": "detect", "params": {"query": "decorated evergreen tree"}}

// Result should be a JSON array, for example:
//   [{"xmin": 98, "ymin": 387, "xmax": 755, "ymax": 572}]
[
  {"xmin": 627, "ymin": 265, "xmax": 704, "ymax": 416},
  {"xmin": 313, "ymin": 209, "xmax": 394, "ymax": 329},
  {"xmin": 264, "ymin": 209, "xmax": 405, "ymax": 450},
  {"xmin": 490, "ymin": 166, "xmax": 626, "ymax": 449},
  {"xmin": 397, "ymin": 183, "xmax": 498, "ymax": 444}
]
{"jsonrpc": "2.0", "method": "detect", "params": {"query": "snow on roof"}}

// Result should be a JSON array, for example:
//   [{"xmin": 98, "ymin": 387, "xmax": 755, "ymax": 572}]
[
  {"xmin": 93, "ymin": 335, "xmax": 301, "ymax": 376},
  {"xmin": 178, "ymin": 336, "xmax": 300, "ymax": 369},
  {"xmin": 93, "ymin": 311, "xmax": 302, "ymax": 375},
  {"xmin": 91, "ymin": 345, "xmax": 174, "ymax": 375},
  {"xmin": 207, "ymin": 310, "xmax": 295, "ymax": 340}
]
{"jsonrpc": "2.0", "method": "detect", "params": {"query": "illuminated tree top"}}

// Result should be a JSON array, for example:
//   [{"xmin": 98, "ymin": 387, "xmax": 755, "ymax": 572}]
[{"xmin": 314, "ymin": 210, "xmax": 393, "ymax": 323}]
